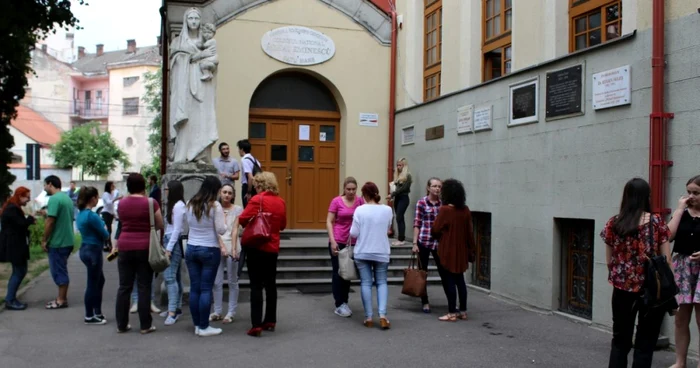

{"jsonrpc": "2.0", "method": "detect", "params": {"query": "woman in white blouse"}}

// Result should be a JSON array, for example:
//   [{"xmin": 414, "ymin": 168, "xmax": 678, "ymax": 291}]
[
  {"xmin": 185, "ymin": 176, "xmax": 227, "ymax": 337},
  {"xmin": 101, "ymin": 181, "xmax": 122, "ymax": 252},
  {"xmin": 210, "ymin": 184, "xmax": 243, "ymax": 324},
  {"xmin": 163, "ymin": 180, "xmax": 187, "ymax": 326}
]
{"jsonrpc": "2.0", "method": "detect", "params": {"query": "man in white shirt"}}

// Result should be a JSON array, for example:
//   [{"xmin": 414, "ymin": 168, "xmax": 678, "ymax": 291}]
[
  {"xmin": 212, "ymin": 142, "xmax": 240, "ymax": 186},
  {"xmin": 236, "ymin": 139, "xmax": 260, "ymax": 208}
]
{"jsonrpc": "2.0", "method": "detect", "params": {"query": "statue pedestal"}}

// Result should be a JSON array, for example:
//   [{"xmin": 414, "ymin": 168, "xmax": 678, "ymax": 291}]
[{"xmin": 158, "ymin": 161, "xmax": 218, "ymax": 307}]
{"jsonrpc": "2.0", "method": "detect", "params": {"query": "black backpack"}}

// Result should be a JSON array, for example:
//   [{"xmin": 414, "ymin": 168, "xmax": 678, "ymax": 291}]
[
  {"xmin": 642, "ymin": 217, "xmax": 679, "ymax": 312},
  {"xmin": 245, "ymin": 156, "xmax": 262, "ymax": 194}
]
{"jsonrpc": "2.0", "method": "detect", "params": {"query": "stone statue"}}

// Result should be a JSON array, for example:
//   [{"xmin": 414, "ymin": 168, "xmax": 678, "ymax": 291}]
[{"xmin": 168, "ymin": 7, "xmax": 219, "ymax": 164}]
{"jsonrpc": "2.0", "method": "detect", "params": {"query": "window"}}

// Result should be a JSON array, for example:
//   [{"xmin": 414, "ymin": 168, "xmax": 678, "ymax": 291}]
[
  {"xmin": 123, "ymin": 97, "xmax": 139, "ymax": 115},
  {"xmin": 96, "ymin": 90, "xmax": 103, "ymax": 110},
  {"xmin": 423, "ymin": 0, "xmax": 442, "ymax": 101},
  {"xmin": 570, "ymin": 0, "xmax": 622, "ymax": 52},
  {"xmin": 123, "ymin": 76, "xmax": 139, "ymax": 87},
  {"xmin": 84, "ymin": 90, "xmax": 91, "ymax": 111},
  {"xmin": 482, "ymin": 0, "xmax": 512, "ymax": 81}
]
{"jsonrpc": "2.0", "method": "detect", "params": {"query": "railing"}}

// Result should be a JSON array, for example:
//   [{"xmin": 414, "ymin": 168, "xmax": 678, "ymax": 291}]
[{"xmin": 70, "ymin": 100, "xmax": 109, "ymax": 119}]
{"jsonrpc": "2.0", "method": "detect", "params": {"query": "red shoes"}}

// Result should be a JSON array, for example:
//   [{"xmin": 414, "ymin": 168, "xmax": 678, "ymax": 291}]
[
  {"xmin": 261, "ymin": 322, "xmax": 276, "ymax": 331},
  {"xmin": 247, "ymin": 327, "xmax": 262, "ymax": 337}
]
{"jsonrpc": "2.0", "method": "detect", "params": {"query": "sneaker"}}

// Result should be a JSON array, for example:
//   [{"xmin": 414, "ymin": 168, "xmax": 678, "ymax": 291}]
[
  {"xmin": 334, "ymin": 303, "xmax": 352, "ymax": 318},
  {"xmin": 161, "ymin": 309, "xmax": 183, "ymax": 318},
  {"xmin": 198, "ymin": 326, "xmax": 222, "ymax": 337},
  {"xmin": 84, "ymin": 316, "xmax": 107, "ymax": 325},
  {"xmin": 164, "ymin": 314, "xmax": 179, "ymax": 326},
  {"xmin": 95, "ymin": 314, "xmax": 106, "ymax": 322},
  {"xmin": 195, "ymin": 327, "xmax": 200, "ymax": 336},
  {"xmin": 4, "ymin": 300, "xmax": 27, "ymax": 311},
  {"xmin": 129, "ymin": 304, "xmax": 137, "ymax": 314},
  {"xmin": 150, "ymin": 302, "xmax": 161, "ymax": 314}
]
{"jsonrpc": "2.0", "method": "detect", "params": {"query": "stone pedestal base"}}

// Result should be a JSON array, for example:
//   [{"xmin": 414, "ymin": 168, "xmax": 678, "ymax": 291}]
[{"xmin": 157, "ymin": 162, "xmax": 218, "ymax": 307}]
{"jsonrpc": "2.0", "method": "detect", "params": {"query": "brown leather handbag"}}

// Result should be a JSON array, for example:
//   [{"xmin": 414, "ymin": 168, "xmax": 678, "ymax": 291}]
[{"xmin": 401, "ymin": 254, "xmax": 428, "ymax": 297}]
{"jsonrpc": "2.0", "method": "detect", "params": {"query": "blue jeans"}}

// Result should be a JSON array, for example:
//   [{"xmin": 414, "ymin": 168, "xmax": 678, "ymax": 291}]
[
  {"xmin": 5, "ymin": 262, "xmax": 28, "ymax": 302},
  {"xmin": 163, "ymin": 234, "xmax": 183, "ymax": 313},
  {"xmin": 355, "ymin": 259, "xmax": 389, "ymax": 318},
  {"xmin": 79, "ymin": 245, "xmax": 105, "ymax": 317},
  {"xmin": 48, "ymin": 247, "xmax": 72, "ymax": 286},
  {"xmin": 185, "ymin": 245, "xmax": 221, "ymax": 329}
]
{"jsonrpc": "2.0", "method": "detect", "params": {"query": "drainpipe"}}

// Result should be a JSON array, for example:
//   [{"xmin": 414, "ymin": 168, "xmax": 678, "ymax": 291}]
[
  {"xmin": 649, "ymin": 0, "xmax": 674, "ymax": 215},
  {"xmin": 160, "ymin": 3, "xmax": 169, "ymax": 177},
  {"xmin": 387, "ymin": 9, "xmax": 397, "ymax": 192}
]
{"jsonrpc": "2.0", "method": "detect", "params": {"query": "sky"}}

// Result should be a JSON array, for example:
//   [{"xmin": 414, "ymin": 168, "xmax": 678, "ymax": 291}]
[{"xmin": 70, "ymin": 0, "xmax": 162, "ymax": 52}]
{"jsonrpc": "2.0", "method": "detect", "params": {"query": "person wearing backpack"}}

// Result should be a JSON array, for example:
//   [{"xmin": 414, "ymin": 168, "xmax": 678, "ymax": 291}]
[{"xmin": 237, "ymin": 139, "xmax": 262, "ymax": 209}]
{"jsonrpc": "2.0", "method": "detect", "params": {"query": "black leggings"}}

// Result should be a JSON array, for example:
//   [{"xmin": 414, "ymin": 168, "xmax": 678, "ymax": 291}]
[
  {"xmin": 393, "ymin": 194, "xmax": 410, "ymax": 241},
  {"xmin": 101, "ymin": 212, "xmax": 114, "ymax": 247}
]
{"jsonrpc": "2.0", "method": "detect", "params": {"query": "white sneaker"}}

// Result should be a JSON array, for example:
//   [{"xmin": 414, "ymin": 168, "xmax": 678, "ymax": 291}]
[
  {"xmin": 129, "ymin": 304, "xmax": 137, "ymax": 314},
  {"xmin": 150, "ymin": 302, "xmax": 161, "ymax": 314},
  {"xmin": 198, "ymin": 326, "xmax": 222, "ymax": 337},
  {"xmin": 195, "ymin": 327, "xmax": 200, "ymax": 335},
  {"xmin": 334, "ymin": 303, "xmax": 352, "ymax": 318}
]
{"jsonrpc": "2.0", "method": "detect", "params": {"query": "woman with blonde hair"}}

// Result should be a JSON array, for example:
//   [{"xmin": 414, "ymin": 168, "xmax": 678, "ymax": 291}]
[
  {"xmin": 234, "ymin": 172, "xmax": 287, "ymax": 337},
  {"xmin": 389, "ymin": 158, "xmax": 412, "ymax": 246}
]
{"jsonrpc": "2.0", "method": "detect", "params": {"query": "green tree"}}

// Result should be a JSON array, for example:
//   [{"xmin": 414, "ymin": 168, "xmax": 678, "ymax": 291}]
[
  {"xmin": 141, "ymin": 67, "xmax": 162, "ymax": 179},
  {"xmin": 0, "ymin": 0, "xmax": 84, "ymax": 201},
  {"xmin": 51, "ymin": 122, "xmax": 130, "ymax": 179}
]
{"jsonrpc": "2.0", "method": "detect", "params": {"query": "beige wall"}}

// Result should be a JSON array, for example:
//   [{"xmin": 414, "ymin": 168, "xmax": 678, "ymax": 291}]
[
  {"xmin": 108, "ymin": 65, "xmax": 159, "ymax": 180},
  {"xmin": 213, "ymin": 0, "xmax": 391, "ymax": 196},
  {"xmin": 394, "ymin": 0, "xmax": 693, "ymax": 110},
  {"xmin": 26, "ymin": 50, "xmax": 74, "ymax": 131},
  {"xmin": 9, "ymin": 126, "xmax": 55, "ymax": 166}
]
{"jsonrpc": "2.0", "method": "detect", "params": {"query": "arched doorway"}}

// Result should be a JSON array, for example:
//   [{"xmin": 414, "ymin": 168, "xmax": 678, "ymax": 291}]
[{"xmin": 248, "ymin": 72, "xmax": 341, "ymax": 230}]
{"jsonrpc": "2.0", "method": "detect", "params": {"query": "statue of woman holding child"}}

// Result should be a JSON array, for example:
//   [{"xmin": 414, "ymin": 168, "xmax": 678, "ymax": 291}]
[{"xmin": 169, "ymin": 7, "xmax": 220, "ymax": 164}]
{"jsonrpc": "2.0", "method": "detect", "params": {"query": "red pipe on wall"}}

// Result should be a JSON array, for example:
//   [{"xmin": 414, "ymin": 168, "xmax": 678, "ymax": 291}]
[
  {"xmin": 649, "ymin": 0, "xmax": 674, "ymax": 215},
  {"xmin": 387, "ymin": 10, "xmax": 397, "ymax": 192}
]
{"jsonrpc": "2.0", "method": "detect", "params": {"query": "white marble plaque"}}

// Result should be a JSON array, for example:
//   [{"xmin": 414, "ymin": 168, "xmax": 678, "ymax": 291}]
[
  {"xmin": 473, "ymin": 105, "xmax": 493, "ymax": 131},
  {"xmin": 261, "ymin": 26, "xmax": 335, "ymax": 66},
  {"xmin": 457, "ymin": 105, "xmax": 474, "ymax": 134},
  {"xmin": 592, "ymin": 65, "xmax": 631, "ymax": 110}
]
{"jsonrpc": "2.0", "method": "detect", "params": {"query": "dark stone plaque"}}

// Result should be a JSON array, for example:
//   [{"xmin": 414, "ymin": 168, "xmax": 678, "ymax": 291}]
[
  {"xmin": 425, "ymin": 125, "xmax": 444, "ymax": 141},
  {"xmin": 545, "ymin": 65, "xmax": 583, "ymax": 119},
  {"xmin": 511, "ymin": 83, "xmax": 537, "ymax": 121}
]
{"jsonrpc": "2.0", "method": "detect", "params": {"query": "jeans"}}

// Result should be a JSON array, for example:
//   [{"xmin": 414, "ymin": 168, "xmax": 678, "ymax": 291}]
[
  {"xmin": 185, "ymin": 245, "xmax": 221, "ymax": 329},
  {"xmin": 329, "ymin": 242, "xmax": 351, "ymax": 308},
  {"xmin": 5, "ymin": 262, "xmax": 28, "ymax": 303},
  {"xmin": 48, "ymin": 246, "xmax": 72, "ymax": 286},
  {"xmin": 79, "ymin": 245, "xmax": 105, "ymax": 317},
  {"xmin": 355, "ymin": 259, "xmax": 389, "ymax": 318},
  {"xmin": 393, "ymin": 194, "xmax": 409, "ymax": 241},
  {"xmin": 246, "ymin": 247, "xmax": 278, "ymax": 328},
  {"xmin": 440, "ymin": 270, "xmax": 468, "ymax": 313},
  {"xmin": 608, "ymin": 288, "xmax": 666, "ymax": 368},
  {"xmin": 163, "ymin": 234, "xmax": 183, "ymax": 313},
  {"xmin": 131, "ymin": 279, "xmax": 156, "ymax": 302},
  {"xmin": 418, "ymin": 244, "xmax": 440, "ymax": 305},
  {"xmin": 213, "ymin": 254, "xmax": 239, "ymax": 316},
  {"xmin": 116, "ymin": 250, "xmax": 153, "ymax": 331}
]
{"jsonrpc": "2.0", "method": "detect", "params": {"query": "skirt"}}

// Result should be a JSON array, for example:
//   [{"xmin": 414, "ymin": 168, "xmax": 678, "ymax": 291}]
[{"xmin": 673, "ymin": 253, "xmax": 700, "ymax": 305}]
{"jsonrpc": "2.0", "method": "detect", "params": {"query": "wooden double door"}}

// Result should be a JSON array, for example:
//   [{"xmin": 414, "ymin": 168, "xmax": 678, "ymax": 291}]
[{"xmin": 248, "ymin": 109, "xmax": 340, "ymax": 229}]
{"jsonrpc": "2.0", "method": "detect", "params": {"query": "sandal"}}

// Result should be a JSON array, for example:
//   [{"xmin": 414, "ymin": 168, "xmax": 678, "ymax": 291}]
[
  {"xmin": 422, "ymin": 305, "xmax": 431, "ymax": 313},
  {"xmin": 456, "ymin": 312, "xmax": 468, "ymax": 320},
  {"xmin": 438, "ymin": 313, "xmax": 457, "ymax": 322},
  {"xmin": 209, "ymin": 313, "xmax": 222, "ymax": 322},
  {"xmin": 222, "ymin": 315, "xmax": 234, "ymax": 324},
  {"xmin": 140, "ymin": 326, "xmax": 157, "ymax": 334},
  {"xmin": 45, "ymin": 299, "xmax": 68, "ymax": 309},
  {"xmin": 117, "ymin": 324, "xmax": 132, "ymax": 333}
]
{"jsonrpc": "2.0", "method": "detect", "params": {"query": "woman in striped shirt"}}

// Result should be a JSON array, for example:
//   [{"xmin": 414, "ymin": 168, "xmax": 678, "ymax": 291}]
[{"xmin": 412, "ymin": 177, "xmax": 442, "ymax": 313}]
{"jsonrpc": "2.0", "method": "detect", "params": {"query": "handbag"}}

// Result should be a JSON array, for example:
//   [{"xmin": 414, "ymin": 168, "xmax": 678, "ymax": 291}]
[
  {"xmin": 402, "ymin": 253, "xmax": 428, "ymax": 297},
  {"xmin": 642, "ymin": 215, "xmax": 679, "ymax": 311},
  {"xmin": 338, "ymin": 235, "xmax": 358, "ymax": 281},
  {"xmin": 241, "ymin": 195, "xmax": 272, "ymax": 248},
  {"xmin": 147, "ymin": 198, "xmax": 170, "ymax": 273}
]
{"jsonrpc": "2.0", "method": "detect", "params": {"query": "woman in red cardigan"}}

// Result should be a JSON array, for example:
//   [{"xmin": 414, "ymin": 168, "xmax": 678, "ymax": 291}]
[{"xmin": 233, "ymin": 171, "xmax": 287, "ymax": 337}]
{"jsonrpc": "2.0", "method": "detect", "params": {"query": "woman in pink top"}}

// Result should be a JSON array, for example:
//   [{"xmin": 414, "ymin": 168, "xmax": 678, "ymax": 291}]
[
  {"xmin": 114, "ymin": 173, "xmax": 164, "ymax": 334},
  {"xmin": 325, "ymin": 177, "xmax": 364, "ymax": 317}
]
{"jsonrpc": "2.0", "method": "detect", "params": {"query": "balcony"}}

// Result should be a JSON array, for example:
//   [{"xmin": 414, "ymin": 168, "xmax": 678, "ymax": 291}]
[{"xmin": 69, "ymin": 100, "xmax": 109, "ymax": 120}]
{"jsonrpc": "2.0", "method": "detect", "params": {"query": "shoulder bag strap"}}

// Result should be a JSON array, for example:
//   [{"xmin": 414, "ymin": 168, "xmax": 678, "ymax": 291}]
[
  {"xmin": 648, "ymin": 213, "xmax": 656, "ymax": 256},
  {"xmin": 148, "ymin": 197, "xmax": 155, "ymax": 229}
]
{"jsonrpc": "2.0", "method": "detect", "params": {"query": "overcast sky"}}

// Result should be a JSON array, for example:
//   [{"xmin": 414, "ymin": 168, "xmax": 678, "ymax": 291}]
[{"xmin": 70, "ymin": 0, "xmax": 162, "ymax": 52}]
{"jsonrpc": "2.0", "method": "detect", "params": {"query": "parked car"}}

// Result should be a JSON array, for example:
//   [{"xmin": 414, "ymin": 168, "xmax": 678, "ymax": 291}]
[{"xmin": 33, "ymin": 187, "xmax": 104, "ymax": 214}]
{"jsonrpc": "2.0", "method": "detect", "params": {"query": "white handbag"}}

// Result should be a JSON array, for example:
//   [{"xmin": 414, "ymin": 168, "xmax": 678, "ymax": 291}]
[{"xmin": 338, "ymin": 235, "xmax": 358, "ymax": 281}]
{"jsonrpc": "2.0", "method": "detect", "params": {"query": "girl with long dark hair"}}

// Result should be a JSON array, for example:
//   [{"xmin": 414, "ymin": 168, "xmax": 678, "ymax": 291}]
[
  {"xmin": 185, "ymin": 176, "xmax": 227, "ymax": 337},
  {"xmin": 601, "ymin": 178, "xmax": 672, "ymax": 367},
  {"xmin": 431, "ymin": 179, "xmax": 474, "ymax": 322},
  {"xmin": 0, "ymin": 187, "xmax": 35, "ymax": 310},
  {"xmin": 163, "ymin": 180, "xmax": 187, "ymax": 325}
]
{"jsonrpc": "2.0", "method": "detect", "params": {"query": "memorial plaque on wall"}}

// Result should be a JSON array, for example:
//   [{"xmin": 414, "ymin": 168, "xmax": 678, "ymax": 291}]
[
  {"xmin": 425, "ymin": 125, "xmax": 444, "ymax": 141},
  {"xmin": 509, "ymin": 78, "xmax": 539, "ymax": 126},
  {"xmin": 545, "ymin": 64, "xmax": 584, "ymax": 119}
]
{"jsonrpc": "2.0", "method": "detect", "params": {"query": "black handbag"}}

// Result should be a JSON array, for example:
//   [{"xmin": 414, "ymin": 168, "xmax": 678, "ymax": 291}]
[{"xmin": 642, "ymin": 215, "xmax": 679, "ymax": 311}]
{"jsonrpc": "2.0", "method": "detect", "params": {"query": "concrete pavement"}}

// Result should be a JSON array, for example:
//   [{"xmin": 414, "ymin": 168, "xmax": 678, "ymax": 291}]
[{"xmin": 0, "ymin": 247, "xmax": 679, "ymax": 368}]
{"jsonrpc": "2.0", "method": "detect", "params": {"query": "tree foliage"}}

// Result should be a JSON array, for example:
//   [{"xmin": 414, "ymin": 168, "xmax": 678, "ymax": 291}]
[
  {"xmin": 0, "ymin": 0, "xmax": 84, "ymax": 201},
  {"xmin": 51, "ymin": 122, "xmax": 130, "ymax": 179},
  {"xmin": 141, "ymin": 67, "xmax": 162, "ymax": 179}
]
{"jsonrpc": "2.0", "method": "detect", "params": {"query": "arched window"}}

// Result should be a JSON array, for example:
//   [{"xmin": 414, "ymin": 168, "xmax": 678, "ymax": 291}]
[{"xmin": 250, "ymin": 72, "xmax": 337, "ymax": 112}]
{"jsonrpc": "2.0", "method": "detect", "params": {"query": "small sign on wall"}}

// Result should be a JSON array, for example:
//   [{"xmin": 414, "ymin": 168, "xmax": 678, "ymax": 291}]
[
  {"xmin": 359, "ymin": 113, "xmax": 379, "ymax": 127},
  {"xmin": 299, "ymin": 125, "xmax": 310, "ymax": 141},
  {"xmin": 473, "ymin": 105, "xmax": 493, "ymax": 131},
  {"xmin": 545, "ymin": 64, "xmax": 584, "ymax": 120},
  {"xmin": 457, "ymin": 105, "xmax": 474, "ymax": 134},
  {"xmin": 401, "ymin": 125, "xmax": 415, "ymax": 145},
  {"xmin": 425, "ymin": 125, "xmax": 444, "ymax": 141},
  {"xmin": 509, "ymin": 77, "xmax": 539, "ymax": 126},
  {"xmin": 592, "ymin": 65, "xmax": 631, "ymax": 110}
]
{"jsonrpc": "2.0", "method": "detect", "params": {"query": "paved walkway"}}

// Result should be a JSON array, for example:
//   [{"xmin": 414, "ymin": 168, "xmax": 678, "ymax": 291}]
[{"xmin": 0, "ymin": 250, "xmax": 678, "ymax": 368}]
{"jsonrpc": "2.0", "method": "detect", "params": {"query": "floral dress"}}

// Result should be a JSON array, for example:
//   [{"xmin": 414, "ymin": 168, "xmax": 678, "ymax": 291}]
[{"xmin": 600, "ymin": 214, "xmax": 670, "ymax": 293}]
